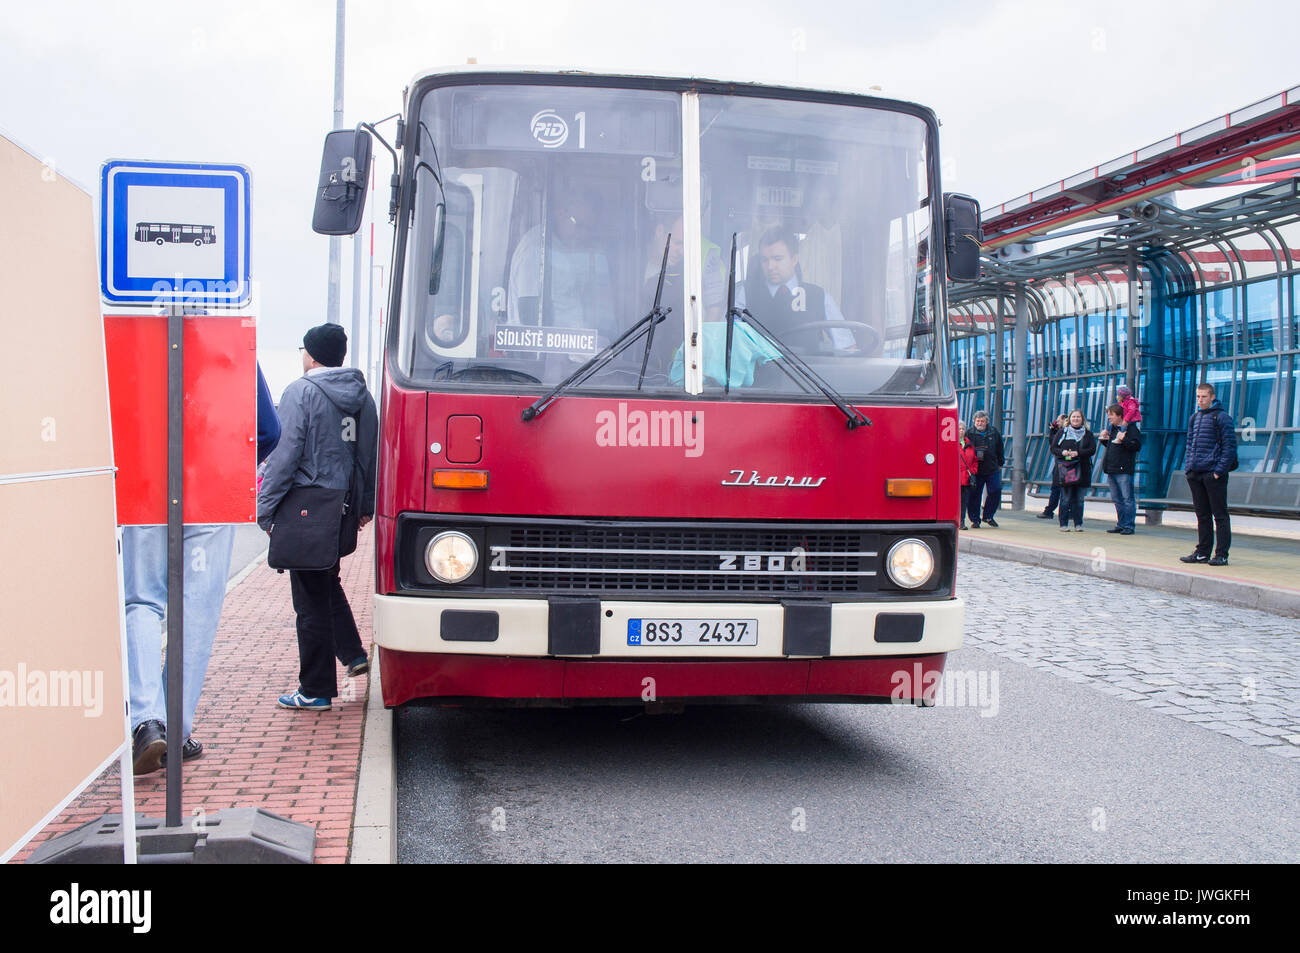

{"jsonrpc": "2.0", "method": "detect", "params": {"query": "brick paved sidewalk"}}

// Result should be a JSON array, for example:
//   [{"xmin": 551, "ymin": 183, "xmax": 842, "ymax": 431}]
[{"xmin": 11, "ymin": 529, "xmax": 375, "ymax": 865}]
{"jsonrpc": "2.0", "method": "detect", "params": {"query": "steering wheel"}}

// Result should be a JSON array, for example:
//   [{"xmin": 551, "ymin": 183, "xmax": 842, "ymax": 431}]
[
  {"xmin": 781, "ymin": 320, "xmax": 881, "ymax": 356},
  {"xmin": 442, "ymin": 366, "xmax": 541, "ymax": 385}
]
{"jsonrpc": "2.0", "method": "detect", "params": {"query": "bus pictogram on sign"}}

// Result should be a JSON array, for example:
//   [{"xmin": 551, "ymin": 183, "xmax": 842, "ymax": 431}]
[{"xmin": 134, "ymin": 222, "xmax": 217, "ymax": 247}]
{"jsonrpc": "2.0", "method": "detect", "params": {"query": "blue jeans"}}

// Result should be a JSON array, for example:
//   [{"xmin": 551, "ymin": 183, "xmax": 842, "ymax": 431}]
[
  {"xmin": 123, "ymin": 524, "xmax": 235, "ymax": 739},
  {"xmin": 969, "ymin": 471, "xmax": 1002, "ymax": 524},
  {"xmin": 1107, "ymin": 473, "xmax": 1136, "ymax": 531}
]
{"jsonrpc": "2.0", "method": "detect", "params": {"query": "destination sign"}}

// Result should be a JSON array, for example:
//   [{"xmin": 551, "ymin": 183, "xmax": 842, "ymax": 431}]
[{"xmin": 494, "ymin": 324, "xmax": 598, "ymax": 356}]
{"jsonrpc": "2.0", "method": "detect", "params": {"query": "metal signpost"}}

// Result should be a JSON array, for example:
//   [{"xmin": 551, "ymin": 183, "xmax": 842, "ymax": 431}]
[
  {"xmin": 30, "ymin": 160, "xmax": 311, "ymax": 861},
  {"xmin": 102, "ymin": 160, "xmax": 252, "ymax": 828}
]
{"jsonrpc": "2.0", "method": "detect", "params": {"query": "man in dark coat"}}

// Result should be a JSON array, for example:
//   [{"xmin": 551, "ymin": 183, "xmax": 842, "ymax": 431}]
[
  {"xmin": 1180, "ymin": 382, "xmax": 1237, "ymax": 566},
  {"xmin": 1099, "ymin": 403, "xmax": 1141, "ymax": 535},
  {"xmin": 258, "ymin": 323, "xmax": 379, "ymax": 710},
  {"xmin": 967, "ymin": 410, "xmax": 1005, "ymax": 528}
]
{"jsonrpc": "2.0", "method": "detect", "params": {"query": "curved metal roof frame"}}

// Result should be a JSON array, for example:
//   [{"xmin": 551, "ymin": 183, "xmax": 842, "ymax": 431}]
[
  {"xmin": 979, "ymin": 86, "xmax": 1300, "ymax": 251},
  {"xmin": 950, "ymin": 178, "xmax": 1300, "ymax": 336}
]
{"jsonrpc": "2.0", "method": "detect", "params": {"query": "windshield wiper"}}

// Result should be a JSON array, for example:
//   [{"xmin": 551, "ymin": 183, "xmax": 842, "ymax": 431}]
[
  {"xmin": 737, "ymin": 308, "xmax": 872, "ymax": 430},
  {"xmin": 719, "ymin": 232, "xmax": 867, "ymax": 429},
  {"xmin": 724, "ymin": 233, "xmax": 738, "ymax": 394},
  {"xmin": 521, "ymin": 248, "xmax": 673, "ymax": 421},
  {"xmin": 637, "ymin": 235, "xmax": 673, "ymax": 390}
]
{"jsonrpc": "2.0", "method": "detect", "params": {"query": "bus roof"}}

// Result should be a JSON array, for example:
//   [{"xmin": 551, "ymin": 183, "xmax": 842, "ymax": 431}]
[{"xmin": 403, "ymin": 65, "xmax": 934, "ymax": 121}]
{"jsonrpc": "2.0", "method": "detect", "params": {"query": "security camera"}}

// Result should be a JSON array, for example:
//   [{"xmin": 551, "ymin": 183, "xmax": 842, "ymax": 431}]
[
  {"xmin": 1132, "ymin": 201, "xmax": 1161, "ymax": 222},
  {"xmin": 995, "ymin": 242, "xmax": 1035, "ymax": 261}
]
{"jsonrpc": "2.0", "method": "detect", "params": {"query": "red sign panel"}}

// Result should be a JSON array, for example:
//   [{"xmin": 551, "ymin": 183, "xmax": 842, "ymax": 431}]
[{"xmin": 105, "ymin": 314, "xmax": 256, "ymax": 525}]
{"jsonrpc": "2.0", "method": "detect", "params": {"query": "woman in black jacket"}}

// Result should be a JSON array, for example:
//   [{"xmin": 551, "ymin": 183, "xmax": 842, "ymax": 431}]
[{"xmin": 1050, "ymin": 409, "xmax": 1096, "ymax": 531}]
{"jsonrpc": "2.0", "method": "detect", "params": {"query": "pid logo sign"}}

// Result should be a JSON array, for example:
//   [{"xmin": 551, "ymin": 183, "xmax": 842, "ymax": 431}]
[{"xmin": 530, "ymin": 109, "xmax": 569, "ymax": 148}]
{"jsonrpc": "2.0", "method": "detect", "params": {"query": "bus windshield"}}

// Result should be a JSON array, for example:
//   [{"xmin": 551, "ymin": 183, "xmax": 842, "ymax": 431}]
[{"xmin": 396, "ymin": 82, "xmax": 942, "ymax": 399}]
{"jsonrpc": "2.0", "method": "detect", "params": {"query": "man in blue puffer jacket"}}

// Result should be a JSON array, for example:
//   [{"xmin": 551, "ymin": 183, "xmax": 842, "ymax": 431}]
[{"xmin": 1179, "ymin": 382, "xmax": 1237, "ymax": 566}]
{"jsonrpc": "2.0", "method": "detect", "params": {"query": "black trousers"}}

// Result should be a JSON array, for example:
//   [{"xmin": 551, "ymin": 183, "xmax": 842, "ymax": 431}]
[
  {"xmin": 289, "ymin": 562, "xmax": 366, "ymax": 698},
  {"xmin": 1058, "ymin": 485, "xmax": 1085, "ymax": 527},
  {"xmin": 1186, "ymin": 471, "xmax": 1231, "ymax": 558}
]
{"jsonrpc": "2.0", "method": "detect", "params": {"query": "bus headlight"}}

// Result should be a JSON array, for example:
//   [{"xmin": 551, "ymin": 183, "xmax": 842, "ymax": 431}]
[
  {"xmin": 885, "ymin": 538, "xmax": 934, "ymax": 589},
  {"xmin": 425, "ymin": 531, "xmax": 478, "ymax": 583}
]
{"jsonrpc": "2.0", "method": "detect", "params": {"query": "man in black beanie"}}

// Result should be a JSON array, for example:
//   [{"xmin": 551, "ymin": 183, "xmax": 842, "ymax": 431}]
[{"xmin": 257, "ymin": 323, "xmax": 378, "ymax": 710}]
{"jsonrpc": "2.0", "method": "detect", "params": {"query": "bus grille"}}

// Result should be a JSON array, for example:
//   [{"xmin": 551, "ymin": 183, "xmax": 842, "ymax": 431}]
[{"xmin": 484, "ymin": 525, "xmax": 879, "ymax": 595}]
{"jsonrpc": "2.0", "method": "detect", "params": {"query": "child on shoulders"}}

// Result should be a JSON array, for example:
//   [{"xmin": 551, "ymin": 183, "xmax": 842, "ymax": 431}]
[{"xmin": 1116, "ymin": 384, "xmax": 1142, "ymax": 441}]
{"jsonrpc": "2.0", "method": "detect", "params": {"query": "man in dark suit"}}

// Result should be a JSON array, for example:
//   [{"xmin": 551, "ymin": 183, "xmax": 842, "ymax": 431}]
[{"xmin": 735, "ymin": 228, "xmax": 851, "ymax": 350}]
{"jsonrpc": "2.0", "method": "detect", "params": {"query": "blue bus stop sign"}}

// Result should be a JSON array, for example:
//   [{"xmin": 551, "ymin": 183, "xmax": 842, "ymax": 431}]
[{"xmin": 100, "ymin": 160, "xmax": 251, "ymax": 306}]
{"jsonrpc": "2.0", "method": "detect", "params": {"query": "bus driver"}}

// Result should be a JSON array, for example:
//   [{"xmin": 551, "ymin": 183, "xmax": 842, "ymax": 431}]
[{"xmin": 735, "ymin": 228, "xmax": 854, "ymax": 351}]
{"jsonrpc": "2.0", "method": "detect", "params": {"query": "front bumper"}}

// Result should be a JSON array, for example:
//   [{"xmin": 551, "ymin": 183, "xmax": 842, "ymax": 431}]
[
  {"xmin": 373, "ymin": 594, "xmax": 963, "ymax": 657},
  {"xmin": 373, "ymin": 594, "xmax": 963, "ymax": 706}
]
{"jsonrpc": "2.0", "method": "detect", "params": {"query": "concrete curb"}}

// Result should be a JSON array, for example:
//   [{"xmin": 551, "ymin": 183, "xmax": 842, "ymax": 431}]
[
  {"xmin": 959, "ymin": 535, "xmax": 1300, "ymax": 618},
  {"xmin": 349, "ymin": 646, "xmax": 395, "ymax": 864},
  {"xmin": 225, "ymin": 548, "xmax": 267, "ymax": 593}
]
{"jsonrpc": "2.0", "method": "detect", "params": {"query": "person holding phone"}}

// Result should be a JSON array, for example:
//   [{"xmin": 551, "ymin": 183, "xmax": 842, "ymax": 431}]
[{"xmin": 1099, "ymin": 403, "xmax": 1142, "ymax": 535}]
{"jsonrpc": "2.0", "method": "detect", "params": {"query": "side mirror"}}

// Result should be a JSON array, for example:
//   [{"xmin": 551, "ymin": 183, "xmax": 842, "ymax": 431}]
[
  {"xmin": 944, "ymin": 193, "xmax": 983, "ymax": 282},
  {"xmin": 312, "ymin": 127, "xmax": 373, "ymax": 235}
]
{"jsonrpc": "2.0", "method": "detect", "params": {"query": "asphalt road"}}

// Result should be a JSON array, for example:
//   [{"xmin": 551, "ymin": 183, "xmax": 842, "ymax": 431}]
[{"xmin": 395, "ymin": 557, "xmax": 1300, "ymax": 863}]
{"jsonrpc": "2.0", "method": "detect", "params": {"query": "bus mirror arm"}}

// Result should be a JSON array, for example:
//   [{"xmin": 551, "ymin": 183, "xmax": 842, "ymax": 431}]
[{"xmin": 359, "ymin": 119, "xmax": 401, "ymax": 224}]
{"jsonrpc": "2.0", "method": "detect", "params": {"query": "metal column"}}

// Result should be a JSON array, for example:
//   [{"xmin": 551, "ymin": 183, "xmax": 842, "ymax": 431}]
[
  {"xmin": 1011, "ymin": 284, "xmax": 1029, "ymax": 509},
  {"xmin": 350, "ymin": 230, "xmax": 362, "ymax": 366},
  {"xmin": 1126, "ymin": 251, "xmax": 1140, "ymax": 387},
  {"xmin": 165, "ymin": 304, "xmax": 184, "ymax": 827},
  {"xmin": 991, "ymin": 292, "xmax": 1004, "ymax": 422},
  {"xmin": 327, "ymin": 0, "xmax": 345, "ymax": 325}
]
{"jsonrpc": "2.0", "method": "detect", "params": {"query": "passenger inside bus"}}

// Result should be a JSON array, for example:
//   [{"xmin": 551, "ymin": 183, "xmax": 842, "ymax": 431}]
[{"xmin": 506, "ymin": 188, "xmax": 615, "ymax": 341}]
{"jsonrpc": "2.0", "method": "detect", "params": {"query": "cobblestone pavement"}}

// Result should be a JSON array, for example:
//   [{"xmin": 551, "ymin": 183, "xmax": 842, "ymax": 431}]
[{"xmin": 958, "ymin": 553, "xmax": 1300, "ymax": 760}]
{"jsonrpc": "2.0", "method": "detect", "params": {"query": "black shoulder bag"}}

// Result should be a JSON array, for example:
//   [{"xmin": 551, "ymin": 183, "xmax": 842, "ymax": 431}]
[{"xmin": 266, "ymin": 380, "xmax": 364, "ymax": 572}]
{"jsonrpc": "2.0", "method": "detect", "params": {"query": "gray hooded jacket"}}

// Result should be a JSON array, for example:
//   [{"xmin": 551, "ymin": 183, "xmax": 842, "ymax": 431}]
[{"xmin": 257, "ymin": 367, "xmax": 378, "ymax": 531}]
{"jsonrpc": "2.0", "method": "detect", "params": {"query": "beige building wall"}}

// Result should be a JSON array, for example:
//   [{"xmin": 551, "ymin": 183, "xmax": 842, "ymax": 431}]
[{"xmin": 0, "ymin": 134, "xmax": 126, "ymax": 860}]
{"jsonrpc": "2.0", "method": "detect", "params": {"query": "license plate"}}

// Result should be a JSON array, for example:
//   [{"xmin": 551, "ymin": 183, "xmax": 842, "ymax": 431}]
[{"xmin": 627, "ymin": 618, "xmax": 758, "ymax": 646}]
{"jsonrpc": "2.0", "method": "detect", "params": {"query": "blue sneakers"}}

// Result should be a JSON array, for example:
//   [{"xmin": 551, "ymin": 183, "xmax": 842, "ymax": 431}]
[{"xmin": 277, "ymin": 691, "xmax": 331, "ymax": 711}]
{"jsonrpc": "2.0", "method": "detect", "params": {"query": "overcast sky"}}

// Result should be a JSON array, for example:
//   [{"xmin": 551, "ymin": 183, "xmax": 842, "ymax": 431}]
[{"xmin": 3, "ymin": 0, "xmax": 1298, "ymax": 396}]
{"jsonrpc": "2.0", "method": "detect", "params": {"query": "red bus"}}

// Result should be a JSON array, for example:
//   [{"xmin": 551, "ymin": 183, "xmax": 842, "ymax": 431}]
[{"xmin": 313, "ymin": 69, "xmax": 981, "ymax": 708}]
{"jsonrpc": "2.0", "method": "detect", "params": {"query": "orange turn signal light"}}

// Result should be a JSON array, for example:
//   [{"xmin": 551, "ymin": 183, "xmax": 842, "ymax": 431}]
[
  {"xmin": 886, "ymin": 478, "xmax": 933, "ymax": 498},
  {"xmin": 432, "ymin": 469, "xmax": 489, "ymax": 490}
]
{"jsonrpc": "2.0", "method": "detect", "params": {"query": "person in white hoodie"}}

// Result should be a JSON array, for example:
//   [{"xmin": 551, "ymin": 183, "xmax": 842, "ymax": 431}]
[{"xmin": 258, "ymin": 323, "xmax": 378, "ymax": 711}]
